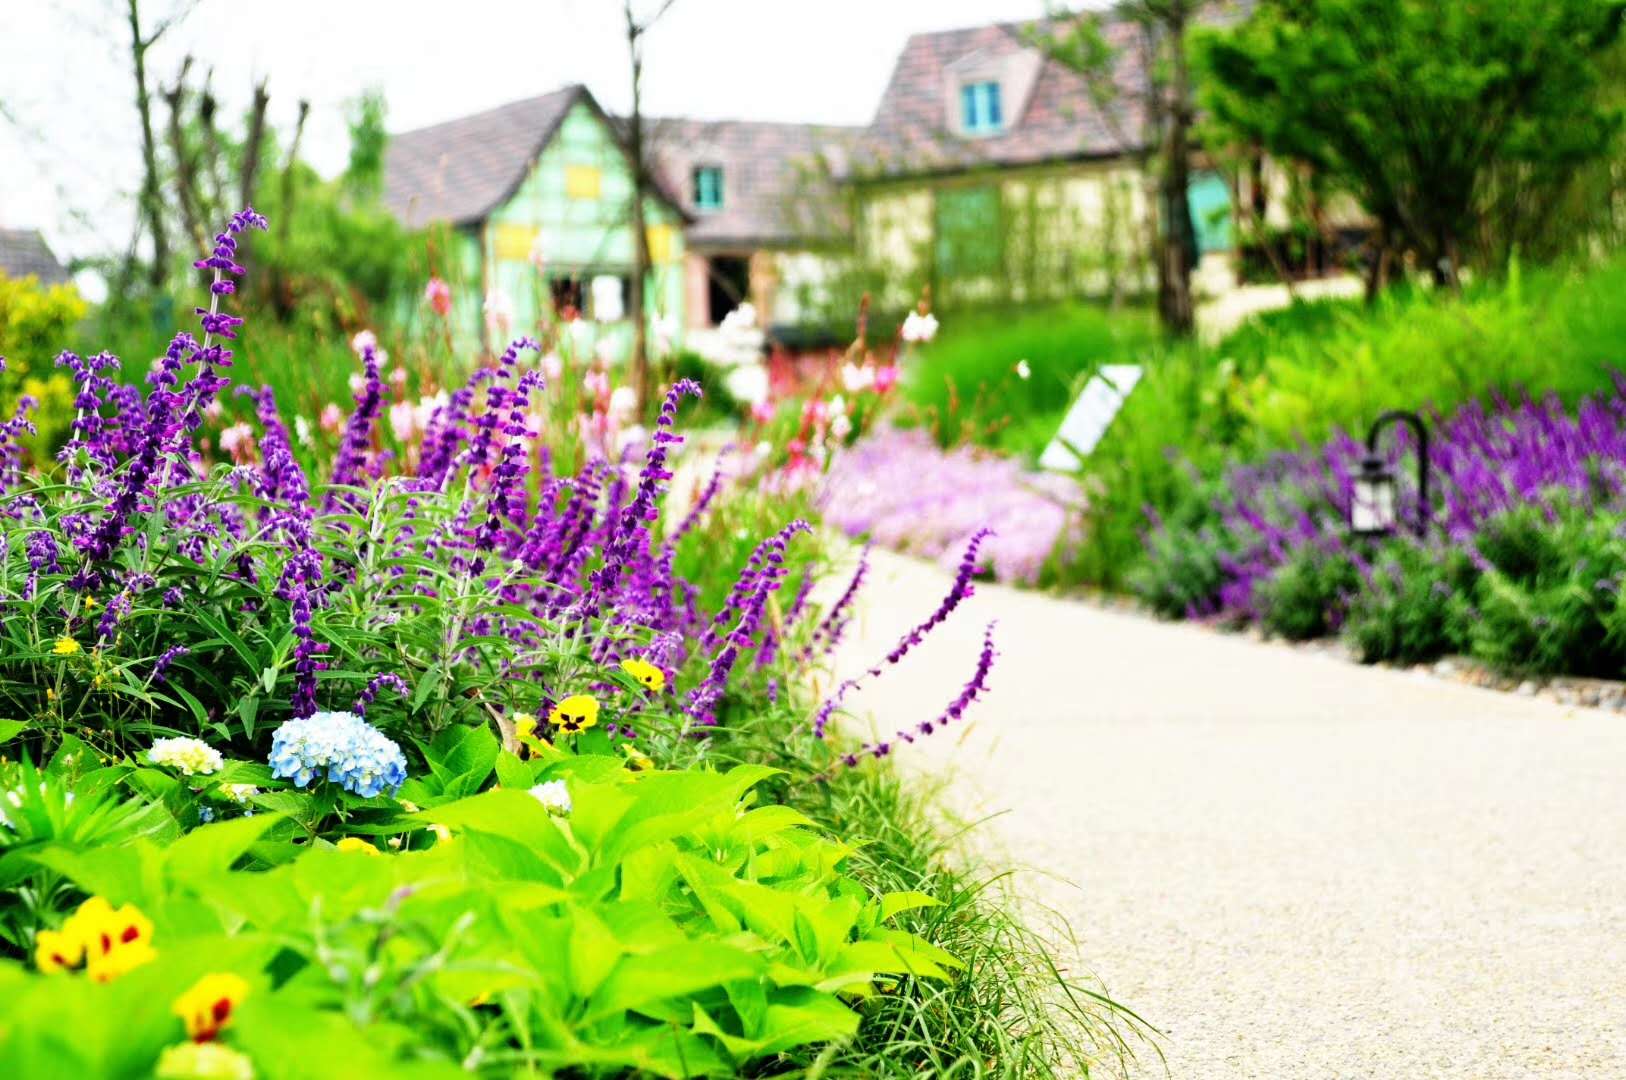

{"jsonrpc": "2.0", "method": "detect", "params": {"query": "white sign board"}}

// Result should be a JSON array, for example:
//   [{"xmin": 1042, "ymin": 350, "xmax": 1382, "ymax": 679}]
[{"xmin": 1038, "ymin": 364, "xmax": 1142, "ymax": 471}]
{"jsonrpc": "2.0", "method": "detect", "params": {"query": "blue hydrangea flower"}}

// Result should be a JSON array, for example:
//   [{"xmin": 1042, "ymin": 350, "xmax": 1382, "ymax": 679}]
[{"xmin": 268, "ymin": 711, "xmax": 407, "ymax": 798}]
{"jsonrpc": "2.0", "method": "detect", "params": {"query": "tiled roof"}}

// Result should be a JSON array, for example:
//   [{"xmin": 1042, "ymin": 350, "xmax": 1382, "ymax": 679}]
[
  {"xmin": 643, "ymin": 118, "xmax": 862, "ymax": 250},
  {"xmin": 383, "ymin": 85, "xmax": 588, "ymax": 228},
  {"xmin": 844, "ymin": 17, "xmax": 1151, "ymax": 179},
  {"xmin": 0, "ymin": 227, "xmax": 69, "ymax": 285}
]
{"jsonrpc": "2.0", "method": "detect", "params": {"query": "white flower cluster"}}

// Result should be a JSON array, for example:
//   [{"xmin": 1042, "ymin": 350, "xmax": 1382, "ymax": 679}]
[
  {"xmin": 529, "ymin": 780, "xmax": 572, "ymax": 816},
  {"xmin": 148, "ymin": 736, "xmax": 225, "ymax": 776},
  {"xmin": 901, "ymin": 309, "xmax": 939, "ymax": 344}
]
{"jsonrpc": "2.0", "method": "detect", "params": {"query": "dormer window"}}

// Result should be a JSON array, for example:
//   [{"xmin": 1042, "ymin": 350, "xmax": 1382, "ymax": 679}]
[
  {"xmin": 693, "ymin": 166, "xmax": 724, "ymax": 211},
  {"xmin": 960, "ymin": 81, "xmax": 1003, "ymax": 135}
]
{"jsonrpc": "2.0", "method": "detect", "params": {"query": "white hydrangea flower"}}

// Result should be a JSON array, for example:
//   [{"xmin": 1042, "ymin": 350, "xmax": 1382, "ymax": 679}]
[
  {"xmin": 148, "ymin": 737, "xmax": 225, "ymax": 776},
  {"xmin": 529, "ymin": 780, "xmax": 572, "ymax": 816}
]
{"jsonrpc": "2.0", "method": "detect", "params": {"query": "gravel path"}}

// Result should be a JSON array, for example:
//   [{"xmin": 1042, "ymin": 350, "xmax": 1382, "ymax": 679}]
[{"xmin": 829, "ymin": 549, "xmax": 1626, "ymax": 1079}]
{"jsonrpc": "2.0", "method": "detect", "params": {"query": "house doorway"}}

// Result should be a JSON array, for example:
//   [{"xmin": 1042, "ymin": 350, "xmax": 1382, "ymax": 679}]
[{"xmin": 707, "ymin": 255, "xmax": 751, "ymax": 325}]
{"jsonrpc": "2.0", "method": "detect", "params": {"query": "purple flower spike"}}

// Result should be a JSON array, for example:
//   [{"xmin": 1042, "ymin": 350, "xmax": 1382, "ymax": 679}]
[{"xmin": 813, "ymin": 529, "xmax": 991, "ymax": 739}]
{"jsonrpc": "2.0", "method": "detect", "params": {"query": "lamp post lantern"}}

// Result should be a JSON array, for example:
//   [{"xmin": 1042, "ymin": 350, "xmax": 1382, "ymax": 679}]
[{"xmin": 1350, "ymin": 410, "xmax": 1430, "ymax": 538}]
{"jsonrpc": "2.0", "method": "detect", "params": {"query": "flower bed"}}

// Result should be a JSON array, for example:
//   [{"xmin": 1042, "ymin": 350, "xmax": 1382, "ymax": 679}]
[
  {"xmin": 820, "ymin": 428, "xmax": 1084, "ymax": 585},
  {"xmin": 1134, "ymin": 381, "xmax": 1626, "ymax": 677},
  {"xmin": 0, "ymin": 210, "xmax": 1118, "ymax": 1076}
]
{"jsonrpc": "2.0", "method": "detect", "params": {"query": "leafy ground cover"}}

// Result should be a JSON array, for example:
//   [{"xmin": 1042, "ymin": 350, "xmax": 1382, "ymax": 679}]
[{"xmin": 0, "ymin": 210, "xmax": 1130, "ymax": 1077}]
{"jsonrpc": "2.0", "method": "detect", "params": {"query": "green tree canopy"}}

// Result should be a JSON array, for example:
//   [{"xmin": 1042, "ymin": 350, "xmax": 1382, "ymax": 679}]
[{"xmin": 1196, "ymin": 0, "xmax": 1624, "ymax": 286}]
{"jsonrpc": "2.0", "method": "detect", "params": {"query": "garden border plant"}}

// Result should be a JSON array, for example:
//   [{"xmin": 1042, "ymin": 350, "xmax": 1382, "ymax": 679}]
[{"xmin": 0, "ymin": 207, "xmax": 1135, "ymax": 1077}]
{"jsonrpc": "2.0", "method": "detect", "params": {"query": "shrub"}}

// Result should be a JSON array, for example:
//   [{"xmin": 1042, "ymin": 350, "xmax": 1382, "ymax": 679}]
[
  {"xmin": 1469, "ymin": 503, "xmax": 1626, "ymax": 677},
  {"xmin": 1130, "ymin": 522, "xmax": 1233, "ymax": 619},
  {"xmin": 0, "ymin": 271, "xmax": 86, "ymax": 455},
  {"xmin": 1343, "ymin": 543, "xmax": 1477, "ymax": 665},
  {"xmin": 1255, "ymin": 546, "xmax": 1360, "ymax": 641},
  {"xmin": 667, "ymin": 347, "xmax": 740, "ymax": 425}
]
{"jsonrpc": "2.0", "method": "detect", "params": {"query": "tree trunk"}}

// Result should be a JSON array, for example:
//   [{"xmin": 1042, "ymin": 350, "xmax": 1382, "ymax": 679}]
[
  {"xmin": 272, "ymin": 99, "xmax": 311, "ymax": 318},
  {"xmin": 239, "ymin": 79, "xmax": 270, "ymax": 212},
  {"xmin": 127, "ymin": 0, "xmax": 169, "ymax": 289},
  {"xmin": 624, "ymin": 2, "xmax": 653, "ymax": 412},
  {"xmin": 1157, "ymin": 3, "xmax": 1196, "ymax": 337},
  {"xmin": 162, "ymin": 58, "xmax": 207, "ymax": 257}
]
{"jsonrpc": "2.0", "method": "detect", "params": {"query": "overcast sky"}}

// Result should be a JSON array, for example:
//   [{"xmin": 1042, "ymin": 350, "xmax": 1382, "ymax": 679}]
[{"xmin": 1, "ymin": 0, "xmax": 1064, "ymax": 264}]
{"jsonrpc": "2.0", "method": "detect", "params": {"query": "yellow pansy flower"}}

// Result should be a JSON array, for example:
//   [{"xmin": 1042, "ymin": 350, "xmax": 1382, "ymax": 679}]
[
  {"xmin": 619, "ymin": 658, "xmax": 666, "ymax": 693},
  {"xmin": 624, "ymin": 747, "xmax": 654, "ymax": 772},
  {"xmin": 40, "ymin": 896, "xmax": 158, "ymax": 981},
  {"xmin": 34, "ymin": 927, "xmax": 83, "ymax": 974},
  {"xmin": 52, "ymin": 636, "xmax": 80, "ymax": 657},
  {"xmin": 548, "ymin": 694, "xmax": 599, "ymax": 735},
  {"xmin": 513, "ymin": 713, "xmax": 537, "ymax": 741},
  {"xmin": 172, "ymin": 972, "xmax": 251, "ymax": 1042},
  {"xmin": 335, "ymin": 836, "xmax": 382, "ymax": 856}
]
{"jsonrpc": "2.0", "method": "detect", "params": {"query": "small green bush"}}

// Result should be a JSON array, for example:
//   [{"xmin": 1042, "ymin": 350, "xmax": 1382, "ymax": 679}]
[
  {"xmin": 1469, "ymin": 503, "xmax": 1626, "ymax": 677},
  {"xmin": 1256, "ymin": 547, "xmax": 1360, "ymax": 641},
  {"xmin": 0, "ymin": 271, "xmax": 86, "ymax": 454},
  {"xmin": 1130, "ymin": 524, "xmax": 1232, "ymax": 619},
  {"xmin": 1343, "ymin": 542, "xmax": 1477, "ymax": 665}
]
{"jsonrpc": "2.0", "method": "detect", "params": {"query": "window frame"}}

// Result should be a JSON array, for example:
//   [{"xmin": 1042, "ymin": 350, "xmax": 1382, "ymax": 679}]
[
  {"xmin": 693, "ymin": 165, "xmax": 724, "ymax": 212},
  {"xmin": 960, "ymin": 80, "xmax": 1004, "ymax": 136}
]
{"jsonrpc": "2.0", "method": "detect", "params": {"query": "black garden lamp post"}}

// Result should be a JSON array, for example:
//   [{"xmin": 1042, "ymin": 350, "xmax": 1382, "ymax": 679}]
[{"xmin": 1350, "ymin": 410, "xmax": 1430, "ymax": 538}]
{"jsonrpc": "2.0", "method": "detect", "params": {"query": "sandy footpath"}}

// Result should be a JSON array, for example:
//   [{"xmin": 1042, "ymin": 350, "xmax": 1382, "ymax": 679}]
[{"xmin": 830, "ymin": 548, "xmax": 1626, "ymax": 1079}]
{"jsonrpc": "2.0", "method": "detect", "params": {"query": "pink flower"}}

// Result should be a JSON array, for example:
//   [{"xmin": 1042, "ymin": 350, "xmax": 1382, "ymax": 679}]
[
  {"xmin": 484, "ymin": 289, "xmax": 514, "ymax": 340},
  {"xmin": 218, "ymin": 421, "xmax": 255, "ymax": 463},
  {"xmin": 750, "ymin": 400, "xmax": 776, "ymax": 425},
  {"xmin": 542, "ymin": 352, "xmax": 563, "ymax": 382},
  {"xmin": 203, "ymin": 400, "xmax": 223, "ymax": 422},
  {"xmin": 583, "ymin": 370, "xmax": 610, "ymax": 400},
  {"xmin": 389, "ymin": 366, "xmax": 408, "ymax": 391},
  {"xmin": 388, "ymin": 400, "xmax": 418, "ymax": 443},
  {"xmin": 873, "ymin": 364, "xmax": 901, "ymax": 395},
  {"xmin": 424, "ymin": 277, "xmax": 452, "ymax": 317},
  {"xmin": 351, "ymin": 329, "xmax": 378, "ymax": 356},
  {"xmin": 319, "ymin": 403, "xmax": 344, "ymax": 434}
]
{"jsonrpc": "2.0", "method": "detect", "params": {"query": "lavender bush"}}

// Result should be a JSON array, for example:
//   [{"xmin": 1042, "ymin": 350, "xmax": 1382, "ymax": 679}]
[
  {"xmin": 1136, "ymin": 379, "xmax": 1626, "ymax": 675},
  {"xmin": 820, "ymin": 427, "xmax": 1084, "ymax": 585},
  {"xmin": 0, "ymin": 210, "xmax": 1001, "ymax": 776}
]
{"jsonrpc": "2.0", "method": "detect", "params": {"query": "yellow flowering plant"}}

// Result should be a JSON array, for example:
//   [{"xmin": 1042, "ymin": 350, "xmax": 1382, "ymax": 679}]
[
  {"xmin": 35, "ymin": 895, "xmax": 157, "ymax": 982},
  {"xmin": 618, "ymin": 657, "xmax": 666, "ymax": 693},
  {"xmin": 172, "ymin": 972, "xmax": 251, "ymax": 1042},
  {"xmin": 547, "ymin": 694, "xmax": 599, "ymax": 735}
]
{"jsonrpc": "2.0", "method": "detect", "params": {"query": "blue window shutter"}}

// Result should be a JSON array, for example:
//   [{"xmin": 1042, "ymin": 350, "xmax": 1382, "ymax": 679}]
[
  {"xmin": 694, "ymin": 166, "xmax": 723, "ymax": 211},
  {"xmin": 961, "ymin": 82, "xmax": 1004, "ymax": 134}
]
